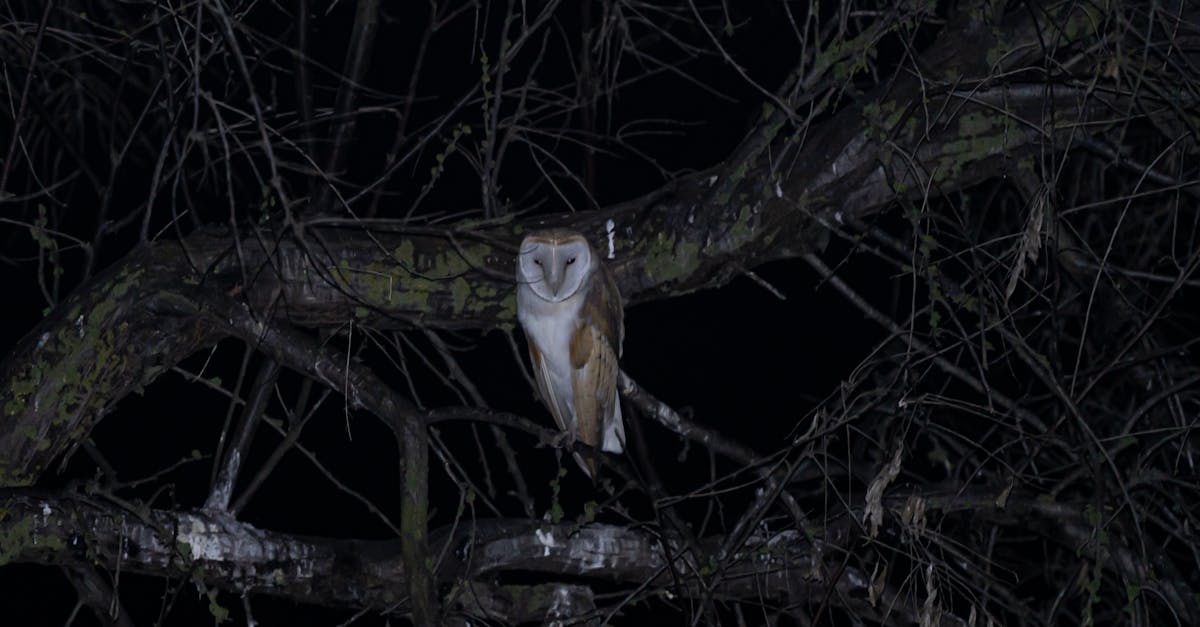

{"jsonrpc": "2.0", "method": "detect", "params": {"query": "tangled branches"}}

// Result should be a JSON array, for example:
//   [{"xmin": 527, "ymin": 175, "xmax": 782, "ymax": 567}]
[{"xmin": 0, "ymin": 0, "xmax": 1198, "ymax": 625}]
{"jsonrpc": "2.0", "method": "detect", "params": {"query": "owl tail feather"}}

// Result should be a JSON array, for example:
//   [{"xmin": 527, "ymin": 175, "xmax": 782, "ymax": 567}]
[
  {"xmin": 601, "ymin": 397, "xmax": 626, "ymax": 454},
  {"xmin": 573, "ymin": 451, "xmax": 598, "ymax": 480}
]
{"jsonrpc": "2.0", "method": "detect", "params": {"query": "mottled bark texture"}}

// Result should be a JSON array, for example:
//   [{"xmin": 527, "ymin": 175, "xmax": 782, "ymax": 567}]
[{"xmin": 0, "ymin": 7, "xmax": 1115, "ymax": 483}]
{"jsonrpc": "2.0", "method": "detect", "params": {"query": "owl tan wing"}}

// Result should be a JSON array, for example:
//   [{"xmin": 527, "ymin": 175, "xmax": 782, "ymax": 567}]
[
  {"xmin": 568, "ymin": 269, "xmax": 624, "ymax": 475},
  {"xmin": 569, "ymin": 321, "xmax": 617, "ymax": 477},
  {"xmin": 591, "ymin": 262, "xmax": 623, "ymax": 357}
]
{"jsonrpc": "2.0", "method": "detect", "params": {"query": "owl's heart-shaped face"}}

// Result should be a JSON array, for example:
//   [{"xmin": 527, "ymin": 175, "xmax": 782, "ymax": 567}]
[{"xmin": 518, "ymin": 234, "xmax": 592, "ymax": 303}]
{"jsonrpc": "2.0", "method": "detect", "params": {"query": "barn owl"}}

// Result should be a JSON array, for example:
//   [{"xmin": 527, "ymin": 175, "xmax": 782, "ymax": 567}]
[{"xmin": 516, "ymin": 229, "xmax": 625, "ymax": 477}]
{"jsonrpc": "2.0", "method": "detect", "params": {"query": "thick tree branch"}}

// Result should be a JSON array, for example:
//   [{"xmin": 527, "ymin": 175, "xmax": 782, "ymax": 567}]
[
  {"xmin": 9, "ymin": 486, "xmax": 1178, "ymax": 622},
  {"xmin": 0, "ymin": 490, "xmax": 849, "ymax": 618},
  {"xmin": 0, "ymin": 0, "xmax": 1142, "ymax": 492}
]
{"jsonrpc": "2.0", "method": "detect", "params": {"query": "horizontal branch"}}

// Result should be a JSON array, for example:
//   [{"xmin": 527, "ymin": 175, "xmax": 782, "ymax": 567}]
[
  {"xmin": 9, "ymin": 486, "xmax": 1180, "ymax": 622},
  {"xmin": 0, "ymin": 490, "xmax": 863, "ymax": 621},
  {"xmin": 0, "ymin": 3, "xmax": 1128, "ymax": 487}
]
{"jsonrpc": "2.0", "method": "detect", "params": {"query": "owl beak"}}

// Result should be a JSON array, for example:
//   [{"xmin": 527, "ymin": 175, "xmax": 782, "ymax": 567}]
[{"xmin": 544, "ymin": 267, "xmax": 565, "ymax": 296}]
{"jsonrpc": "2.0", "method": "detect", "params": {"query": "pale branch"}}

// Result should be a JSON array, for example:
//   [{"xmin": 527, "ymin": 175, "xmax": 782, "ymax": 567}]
[
  {"xmin": 9, "ymin": 486, "xmax": 1178, "ymax": 622},
  {"xmin": 0, "ymin": 490, "xmax": 861, "ymax": 619},
  {"xmin": 617, "ymin": 370, "xmax": 762, "ymax": 465},
  {"xmin": 204, "ymin": 358, "xmax": 279, "ymax": 512},
  {"xmin": 166, "ymin": 289, "xmax": 441, "ymax": 620},
  {"xmin": 2, "ymin": 489, "xmax": 411, "ymax": 609}
]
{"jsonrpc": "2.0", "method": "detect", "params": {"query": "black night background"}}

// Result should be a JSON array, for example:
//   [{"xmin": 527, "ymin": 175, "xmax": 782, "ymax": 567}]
[{"xmin": 1, "ymin": 1, "xmax": 1198, "ymax": 625}]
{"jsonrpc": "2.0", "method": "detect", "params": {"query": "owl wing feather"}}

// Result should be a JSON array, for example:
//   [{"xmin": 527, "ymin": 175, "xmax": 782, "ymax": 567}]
[
  {"xmin": 589, "ymin": 263, "xmax": 623, "ymax": 358},
  {"xmin": 569, "ymin": 266, "xmax": 625, "ymax": 476}
]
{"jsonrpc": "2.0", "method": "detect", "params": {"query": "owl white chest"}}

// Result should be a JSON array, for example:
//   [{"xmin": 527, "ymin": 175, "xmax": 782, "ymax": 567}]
[{"xmin": 517, "ymin": 286, "xmax": 584, "ymax": 409}]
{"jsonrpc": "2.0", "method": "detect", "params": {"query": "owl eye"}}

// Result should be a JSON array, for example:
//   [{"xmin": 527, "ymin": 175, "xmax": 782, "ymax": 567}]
[
  {"xmin": 533, "ymin": 259, "xmax": 542, "ymax": 266},
  {"xmin": 566, "ymin": 257, "xmax": 577, "ymax": 265}
]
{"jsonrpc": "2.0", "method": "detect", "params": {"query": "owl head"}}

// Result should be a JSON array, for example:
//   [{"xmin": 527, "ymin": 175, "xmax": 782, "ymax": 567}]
[{"xmin": 518, "ymin": 231, "xmax": 594, "ymax": 303}]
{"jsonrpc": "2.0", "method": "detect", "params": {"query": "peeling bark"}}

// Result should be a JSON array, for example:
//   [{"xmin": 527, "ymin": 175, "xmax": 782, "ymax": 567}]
[{"xmin": 0, "ymin": 490, "xmax": 849, "ymax": 618}]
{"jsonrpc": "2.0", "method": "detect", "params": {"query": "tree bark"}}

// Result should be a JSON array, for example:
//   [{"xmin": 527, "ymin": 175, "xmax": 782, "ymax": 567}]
[
  {"xmin": 0, "ymin": 30, "xmax": 1119, "ymax": 486},
  {"xmin": 0, "ymin": 490, "xmax": 857, "ymax": 621}
]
